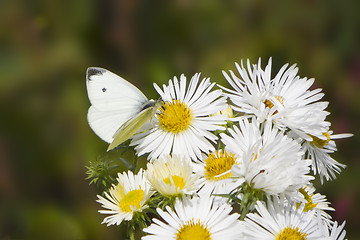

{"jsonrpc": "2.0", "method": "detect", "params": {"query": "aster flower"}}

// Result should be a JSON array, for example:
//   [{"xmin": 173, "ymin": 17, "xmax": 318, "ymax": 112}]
[
  {"xmin": 193, "ymin": 150, "xmax": 244, "ymax": 202},
  {"xmin": 221, "ymin": 58, "xmax": 330, "ymax": 141},
  {"xmin": 142, "ymin": 195, "xmax": 243, "ymax": 240},
  {"xmin": 131, "ymin": 73, "xmax": 228, "ymax": 161},
  {"xmin": 96, "ymin": 169, "xmax": 153, "ymax": 226},
  {"xmin": 145, "ymin": 154, "xmax": 203, "ymax": 198},
  {"xmin": 221, "ymin": 118, "xmax": 313, "ymax": 196},
  {"xmin": 289, "ymin": 183, "xmax": 334, "ymax": 227},
  {"xmin": 243, "ymin": 197, "xmax": 324, "ymax": 239},
  {"xmin": 293, "ymin": 129, "xmax": 353, "ymax": 183}
]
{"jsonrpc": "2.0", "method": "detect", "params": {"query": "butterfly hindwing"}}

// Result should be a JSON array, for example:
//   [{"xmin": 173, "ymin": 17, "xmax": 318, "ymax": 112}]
[{"xmin": 107, "ymin": 104, "xmax": 158, "ymax": 151}]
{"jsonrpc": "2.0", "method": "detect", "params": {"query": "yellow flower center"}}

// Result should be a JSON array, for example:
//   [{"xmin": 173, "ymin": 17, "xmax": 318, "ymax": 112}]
[
  {"xmin": 163, "ymin": 175, "xmax": 186, "ymax": 192},
  {"xmin": 176, "ymin": 219, "xmax": 211, "ymax": 240},
  {"xmin": 276, "ymin": 226, "xmax": 308, "ymax": 240},
  {"xmin": 296, "ymin": 188, "xmax": 318, "ymax": 212},
  {"xmin": 309, "ymin": 132, "xmax": 331, "ymax": 148},
  {"xmin": 204, "ymin": 150, "xmax": 236, "ymax": 181},
  {"xmin": 119, "ymin": 188, "xmax": 144, "ymax": 213},
  {"xmin": 264, "ymin": 96, "xmax": 284, "ymax": 114},
  {"xmin": 158, "ymin": 100, "xmax": 193, "ymax": 133}
]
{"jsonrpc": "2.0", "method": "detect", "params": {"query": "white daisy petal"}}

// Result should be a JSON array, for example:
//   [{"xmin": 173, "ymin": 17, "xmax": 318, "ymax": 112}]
[
  {"xmin": 320, "ymin": 220, "xmax": 347, "ymax": 240},
  {"xmin": 293, "ymin": 129, "xmax": 353, "ymax": 182}
]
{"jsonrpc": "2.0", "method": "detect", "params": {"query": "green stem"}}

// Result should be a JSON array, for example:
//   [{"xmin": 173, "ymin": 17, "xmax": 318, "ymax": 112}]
[
  {"xmin": 239, "ymin": 202, "xmax": 250, "ymax": 221},
  {"xmin": 130, "ymin": 232, "xmax": 135, "ymax": 240}
]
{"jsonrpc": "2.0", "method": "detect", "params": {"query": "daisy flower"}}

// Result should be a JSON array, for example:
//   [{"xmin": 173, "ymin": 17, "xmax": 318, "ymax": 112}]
[
  {"xmin": 243, "ymin": 197, "xmax": 324, "ymax": 239},
  {"xmin": 96, "ymin": 169, "xmax": 153, "ymax": 226},
  {"xmin": 295, "ymin": 129, "xmax": 353, "ymax": 183},
  {"xmin": 221, "ymin": 118, "xmax": 313, "ymax": 196},
  {"xmin": 221, "ymin": 58, "xmax": 330, "ymax": 141},
  {"xmin": 193, "ymin": 150, "xmax": 245, "ymax": 201},
  {"xmin": 142, "ymin": 195, "xmax": 243, "ymax": 240},
  {"xmin": 145, "ymin": 154, "xmax": 203, "ymax": 197},
  {"xmin": 131, "ymin": 73, "xmax": 228, "ymax": 161}
]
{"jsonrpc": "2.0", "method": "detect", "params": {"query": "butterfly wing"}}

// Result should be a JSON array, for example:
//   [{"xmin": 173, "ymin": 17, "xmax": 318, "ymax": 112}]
[
  {"xmin": 107, "ymin": 102, "xmax": 158, "ymax": 151},
  {"xmin": 86, "ymin": 67, "xmax": 149, "ymax": 143}
]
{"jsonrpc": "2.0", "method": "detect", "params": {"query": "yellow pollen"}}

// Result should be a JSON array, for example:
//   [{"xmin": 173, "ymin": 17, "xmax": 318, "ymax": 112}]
[
  {"xmin": 250, "ymin": 149, "xmax": 261, "ymax": 162},
  {"xmin": 204, "ymin": 150, "xmax": 236, "ymax": 181},
  {"xmin": 119, "ymin": 188, "xmax": 144, "ymax": 213},
  {"xmin": 163, "ymin": 175, "xmax": 186, "ymax": 192},
  {"xmin": 296, "ymin": 188, "xmax": 318, "ymax": 212},
  {"xmin": 176, "ymin": 219, "xmax": 211, "ymax": 240},
  {"xmin": 264, "ymin": 99, "xmax": 275, "ymax": 109},
  {"xmin": 264, "ymin": 96, "xmax": 284, "ymax": 114},
  {"xmin": 158, "ymin": 100, "xmax": 193, "ymax": 133},
  {"xmin": 275, "ymin": 96, "xmax": 285, "ymax": 105},
  {"xmin": 275, "ymin": 226, "xmax": 308, "ymax": 240},
  {"xmin": 309, "ymin": 132, "xmax": 331, "ymax": 148}
]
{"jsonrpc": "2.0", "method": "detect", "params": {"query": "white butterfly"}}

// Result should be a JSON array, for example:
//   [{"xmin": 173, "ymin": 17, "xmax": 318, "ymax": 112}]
[{"xmin": 86, "ymin": 67, "xmax": 160, "ymax": 151}]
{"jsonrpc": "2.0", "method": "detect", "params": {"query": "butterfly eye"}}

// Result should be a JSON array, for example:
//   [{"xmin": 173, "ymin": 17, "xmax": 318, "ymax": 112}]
[{"xmin": 102, "ymin": 88, "xmax": 107, "ymax": 92}]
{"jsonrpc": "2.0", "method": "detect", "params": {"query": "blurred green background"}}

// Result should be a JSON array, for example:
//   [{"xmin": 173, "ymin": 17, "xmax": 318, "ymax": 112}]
[{"xmin": 1, "ymin": 0, "xmax": 359, "ymax": 239}]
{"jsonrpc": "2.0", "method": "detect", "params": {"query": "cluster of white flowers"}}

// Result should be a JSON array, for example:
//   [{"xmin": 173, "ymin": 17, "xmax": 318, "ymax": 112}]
[{"xmin": 90, "ymin": 58, "xmax": 352, "ymax": 240}]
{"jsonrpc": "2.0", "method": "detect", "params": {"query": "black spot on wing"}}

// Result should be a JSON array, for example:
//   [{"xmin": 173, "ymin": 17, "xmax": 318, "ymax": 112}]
[
  {"xmin": 86, "ymin": 67, "xmax": 106, "ymax": 81},
  {"xmin": 102, "ymin": 87, "xmax": 107, "ymax": 92}
]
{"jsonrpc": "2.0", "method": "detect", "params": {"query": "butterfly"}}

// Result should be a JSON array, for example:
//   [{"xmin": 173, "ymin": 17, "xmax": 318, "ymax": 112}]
[{"xmin": 86, "ymin": 67, "xmax": 161, "ymax": 151}]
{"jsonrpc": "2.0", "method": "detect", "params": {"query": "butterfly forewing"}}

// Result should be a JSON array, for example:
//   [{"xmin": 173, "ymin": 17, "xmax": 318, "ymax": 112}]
[{"xmin": 86, "ymin": 67, "xmax": 149, "ymax": 143}]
